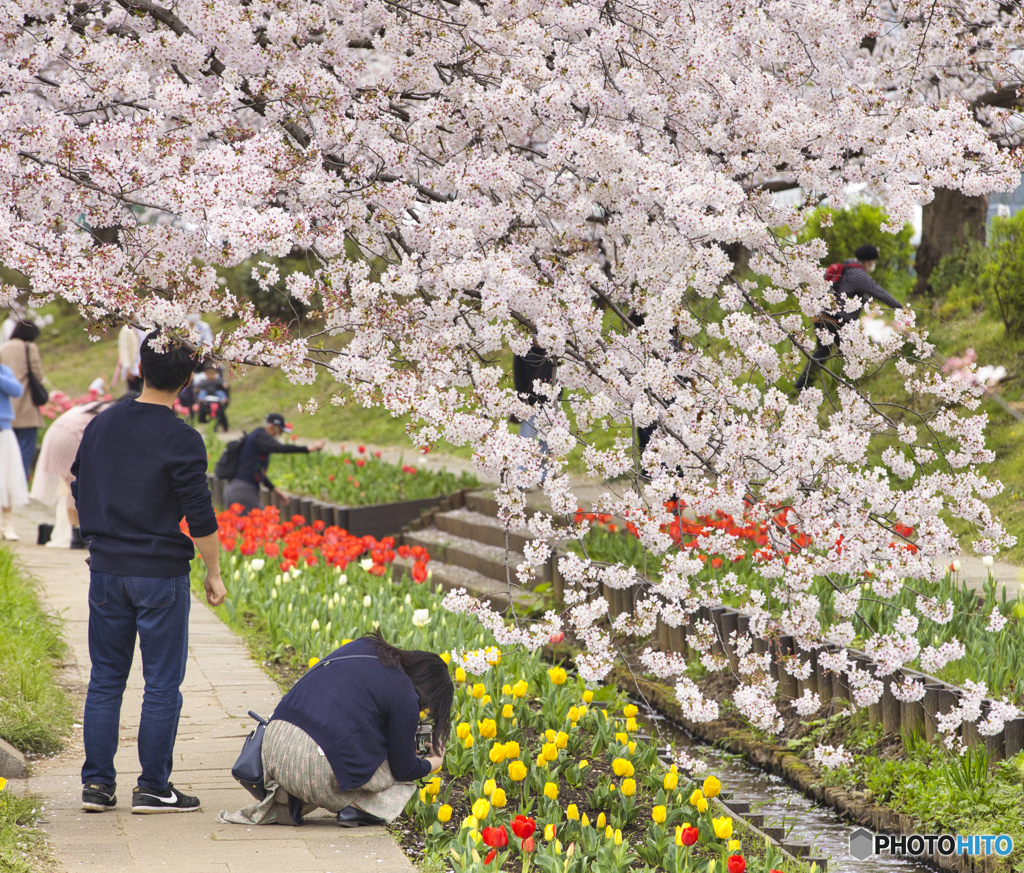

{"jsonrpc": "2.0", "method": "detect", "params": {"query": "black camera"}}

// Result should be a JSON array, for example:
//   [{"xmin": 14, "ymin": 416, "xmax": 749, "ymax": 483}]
[{"xmin": 415, "ymin": 723, "xmax": 433, "ymax": 756}]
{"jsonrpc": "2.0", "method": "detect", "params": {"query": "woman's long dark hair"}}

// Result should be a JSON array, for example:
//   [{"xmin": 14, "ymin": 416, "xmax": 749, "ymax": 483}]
[{"xmin": 365, "ymin": 630, "xmax": 454, "ymax": 751}]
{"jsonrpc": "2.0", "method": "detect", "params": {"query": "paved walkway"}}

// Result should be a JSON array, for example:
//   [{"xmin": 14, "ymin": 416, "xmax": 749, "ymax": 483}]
[{"xmin": 10, "ymin": 502, "xmax": 414, "ymax": 873}]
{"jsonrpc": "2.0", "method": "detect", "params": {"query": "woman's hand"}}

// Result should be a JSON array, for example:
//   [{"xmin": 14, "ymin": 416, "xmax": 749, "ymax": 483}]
[{"xmin": 425, "ymin": 742, "xmax": 445, "ymax": 773}]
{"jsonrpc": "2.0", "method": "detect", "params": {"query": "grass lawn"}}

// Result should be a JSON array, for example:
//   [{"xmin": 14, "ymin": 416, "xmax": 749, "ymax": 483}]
[{"xmin": 0, "ymin": 546, "xmax": 73, "ymax": 873}]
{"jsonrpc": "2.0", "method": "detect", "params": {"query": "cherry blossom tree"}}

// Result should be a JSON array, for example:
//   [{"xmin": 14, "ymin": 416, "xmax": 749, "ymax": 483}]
[{"xmin": 1, "ymin": 0, "xmax": 1021, "ymax": 744}]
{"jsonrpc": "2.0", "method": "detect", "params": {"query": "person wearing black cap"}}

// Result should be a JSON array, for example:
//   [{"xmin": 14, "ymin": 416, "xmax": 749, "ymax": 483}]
[
  {"xmin": 222, "ymin": 413, "xmax": 326, "ymax": 514},
  {"xmin": 794, "ymin": 244, "xmax": 903, "ymax": 392}
]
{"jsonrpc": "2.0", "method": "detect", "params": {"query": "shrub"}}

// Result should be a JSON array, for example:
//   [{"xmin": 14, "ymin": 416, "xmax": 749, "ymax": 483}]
[{"xmin": 982, "ymin": 209, "xmax": 1024, "ymax": 339}]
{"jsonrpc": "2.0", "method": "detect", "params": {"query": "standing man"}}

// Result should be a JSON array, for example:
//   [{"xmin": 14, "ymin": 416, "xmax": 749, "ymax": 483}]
[
  {"xmin": 72, "ymin": 330, "xmax": 225, "ymax": 814},
  {"xmin": 794, "ymin": 244, "xmax": 904, "ymax": 391},
  {"xmin": 222, "ymin": 413, "xmax": 325, "ymax": 514}
]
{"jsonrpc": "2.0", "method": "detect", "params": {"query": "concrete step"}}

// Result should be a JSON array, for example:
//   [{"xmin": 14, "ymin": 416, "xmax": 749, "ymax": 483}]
[
  {"xmin": 404, "ymin": 528, "xmax": 550, "ymax": 587},
  {"xmin": 435, "ymin": 507, "xmax": 535, "ymax": 554},
  {"xmin": 394, "ymin": 557, "xmax": 532, "ymax": 614},
  {"xmin": 465, "ymin": 490, "xmax": 563, "ymax": 521}
]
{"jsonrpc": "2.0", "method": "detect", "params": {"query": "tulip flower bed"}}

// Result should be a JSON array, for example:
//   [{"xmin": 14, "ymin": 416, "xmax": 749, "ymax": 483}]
[
  {"xmin": 207, "ymin": 512, "xmax": 807, "ymax": 873},
  {"xmin": 206, "ymin": 434, "xmax": 477, "ymax": 507}
]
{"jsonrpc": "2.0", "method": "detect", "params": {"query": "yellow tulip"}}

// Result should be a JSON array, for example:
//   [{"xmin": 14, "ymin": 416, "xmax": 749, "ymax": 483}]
[
  {"xmin": 440, "ymin": 652, "xmax": 452, "ymax": 664},
  {"xmin": 478, "ymin": 718, "xmax": 497, "ymax": 739},
  {"xmin": 621, "ymin": 778, "xmax": 636, "ymax": 797},
  {"xmin": 664, "ymin": 771, "xmax": 679, "ymax": 791},
  {"xmin": 472, "ymin": 798, "xmax": 490, "ymax": 820},
  {"xmin": 508, "ymin": 760, "xmax": 528, "ymax": 781},
  {"xmin": 612, "ymin": 758, "xmax": 635, "ymax": 778},
  {"xmin": 472, "ymin": 683, "xmax": 486, "ymax": 699},
  {"xmin": 469, "ymin": 829, "xmax": 481, "ymax": 844},
  {"xmin": 419, "ymin": 787, "xmax": 429, "ymax": 804},
  {"xmin": 625, "ymin": 717, "xmax": 638, "ymax": 732},
  {"xmin": 545, "ymin": 729, "xmax": 557, "ymax": 742},
  {"xmin": 614, "ymin": 829, "xmax": 623, "ymax": 846},
  {"xmin": 703, "ymin": 775, "xmax": 722, "ymax": 798},
  {"xmin": 581, "ymin": 813, "xmax": 590, "ymax": 828},
  {"xmin": 545, "ymin": 823, "xmax": 556, "ymax": 841},
  {"xmin": 481, "ymin": 694, "xmax": 491, "ymax": 706},
  {"xmin": 426, "ymin": 776, "xmax": 441, "ymax": 796},
  {"xmin": 491, "ymin": 788, "xmax": 507, "ymax": 808},
  {"xmin": 627, "ymin": 741, "xmax": 636, "ymax": 754},
  {"xmin": 483, "ymin": 778, "xmax": 496, "ymax": 796},
  {"xmin": 544, "ymin": 782, "xmax": 558, "ymax": 800},
  {"xmin": 555, "ymin": 731, "xmax": 568, "ymax": 749},
  {"xmin": 489, "ymin": 742, "xmax": 507, "ymax": 764},
  {"xmin": 605, "ymin": 825, "xmax": 614, "ymax": 840},
  {"xmin": 548, "ymin": 666, "xmax": 568, "ymax": 685},
  {"xmin": 536, "ymin": 752, "xmax": 546, "ymax": 767},
  {"xmin": 512, "ymin": 680, "xmax": 528, "ymax": 698},
  {"xmin": 502, "ymin": 683, "xmax": 513, "ymax": 695},
  {"xmin": 502, "ymin": 704, "xmax": 514, "ymax": 718},
  {"xmin": 582, "ymin": 690, "xmax": 594, "ymax": 703},
  {"xmin": 712, "ymin": 815, "xmax": 733, "ymax": 840},
  {"xmin": 463, "ymin": 735, "xmax": 474, "ymax": 749},
  {"xmin": 455, "ymin": 667, "xmax": 467, "ymax": 682},
  {"xmin": 568, "ymin": 706, "xmax": 580, "ymax": 723},
  {"xmin": 542, "ymin": 742, "xmax": 558, "ymax": 762},
  {"xmin": 615, "ymin": 732, "xmax": 629, "ymax": 744},
  {"xmin": 675, "ymin": 826, "xmax": 684, "ymax": 846},
  {"xmin": 623, "ymin": 704, "xmax": 638, "ymax": 718},
  {"xmin": 438, "ymin": 804, "xmax": 452, "ymax": 822},
  {"xmin": 505, "ymin": 740, "xmax": 520, "ymax": 759},
  {"xmin": 456, "ymin": 722, "xmax": 472, "ymax": 740},
  {"xmin": 652, "ymin": 805, "xmax": 667, "ymax": 824},
  {"xmin": 597, "ymin": 812, "xmax": 606, "ymax": 829},
  {"xmin": 728, "ymin": 839, "xmax": 740, "ymax": 851},
  {"xmin": 462, "ymin": 814, "xmax": 478, "ymax": 830},
  {"xmin": 690, "ymin": 788, "xmax": 705, "ymax": 807},
  {"xmin": 308, "ymin": 656, "xmax": 320, "ymax": 667},
  {"xmin": 566, "ymin": 804, "xmax": 580, "ymax": 821},
  {"xmin": 578, "ymin": 759, "xmax": 590, "ymax": 770}
]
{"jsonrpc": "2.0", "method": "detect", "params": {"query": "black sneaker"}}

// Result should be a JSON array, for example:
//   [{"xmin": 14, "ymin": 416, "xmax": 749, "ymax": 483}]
[
  {"xmin": 82, "ymin": 782, "xmax": 116, "ymax": 812},
  {"xmin": 131, "ymin": 783, "xmax": 201, "ymax": 814}
]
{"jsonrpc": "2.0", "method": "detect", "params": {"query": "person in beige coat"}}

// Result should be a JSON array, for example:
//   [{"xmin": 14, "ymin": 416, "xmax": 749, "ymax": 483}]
[{"xmin": 0, "ymin": 320, "xmax": 46, "ymax": 477}]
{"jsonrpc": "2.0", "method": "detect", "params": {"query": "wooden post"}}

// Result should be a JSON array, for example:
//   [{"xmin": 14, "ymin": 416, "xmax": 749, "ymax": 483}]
[
  {"xmin": 816, "ymin": 646, "xmax": 834, "ymax": 706},
  {"xmin": 882, "ymin": 670, "xmax": 902, "ymax": 735},
  {"xmin": 720, "ymin": 610, "xmax": 739, "ymax": 670},
  {"xmin": 709, "ymin": 606, "xmax": 727, "ymax": 657},
  {"xmin": 776, "ymin": 635, "xmax": 797, "ymax": 702},
  {"xmin": 1004, "ymin": 717, "xmax": 1024, "ymax": 758},
  {"xmin": 923, "ymin": 684, "xmax": 943, "ymax": 742}
]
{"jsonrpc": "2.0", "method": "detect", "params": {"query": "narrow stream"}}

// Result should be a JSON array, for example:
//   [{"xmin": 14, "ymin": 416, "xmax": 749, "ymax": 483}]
[{"xmin": 643, "ymin": 707, "xmax": 934, "ymax": 873}]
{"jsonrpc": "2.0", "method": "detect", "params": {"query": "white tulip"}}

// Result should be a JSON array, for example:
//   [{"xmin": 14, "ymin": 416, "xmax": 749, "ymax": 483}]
[
  {"xmin": 311, "ymin": 619, "xmax": 320, "ymax": 632},
  {"xmin": 405, "ymin": 594, "xmax": 412, "ymax": 605},
  {"xmin": 232, "ymin": 570, "xmax": 240, "ymax": 581},
  {"xmin": 325, "ymin": 621, "xmax": 332, "ymax": 634},
  {"xmin": 360, "ymin": 557, "xmax": 374, "ymax": 571},
  {"xmin": 337, "ymin": 573, "xmax": 347, "ymax": 586},
  {"xmin": 250, "ymin": 559, "xmax": 265, "ymax": 572},
  {"xmin": 952, "ymin": 560, "xmax": 962, "ymax": 573},
  {"xmin": 363, "ymin": 595, "xmax": 373, "ymax": 608},
  {"xmin": 275, "ymin": 574, "xmax": 283, "ymax": 586},
  {"xmin": 982, "ymin": 555, "xmax": 994, "ymax": 568},
  {"xmin": 412, "ymin": 609, "xmax": 430, "ymax": 627},
  {"xmin": 287, "ymin": 603, "xmax": 293, "ymax": 614},
  {"xmin": 291, "ymin": 567, "xmax": 302, "ymax": 580},
  {"xmin": 271, "ymin": 587, "xmax": 278, "ymax": 600}
]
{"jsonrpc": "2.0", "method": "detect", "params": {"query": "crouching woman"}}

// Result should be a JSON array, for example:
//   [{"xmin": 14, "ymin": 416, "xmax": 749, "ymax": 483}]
[{"xmin": 219, "ymin": 631, "xmax": 451, "ymax": 827}]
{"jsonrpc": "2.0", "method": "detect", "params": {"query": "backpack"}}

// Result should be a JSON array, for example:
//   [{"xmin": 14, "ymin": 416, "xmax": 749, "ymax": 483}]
[
  {"xmin": 823, "ymin": 261, "xmax": 863, "ymax": 288},
  {"xmin": 214, "ymin": 431, "xmax": 248, "ymax": 480}
]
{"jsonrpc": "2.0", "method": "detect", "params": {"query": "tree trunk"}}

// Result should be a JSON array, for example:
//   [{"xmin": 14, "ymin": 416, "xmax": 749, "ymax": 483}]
[{"xmin": 915, "ymin": 187, "xmax": 988, "ymax": 295}]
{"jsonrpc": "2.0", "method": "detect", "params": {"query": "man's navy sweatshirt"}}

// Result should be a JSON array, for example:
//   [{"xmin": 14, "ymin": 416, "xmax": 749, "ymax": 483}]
[
  {"xmin": 272, "ymin": 638, "xmax": 432, "ymax": 789},
  {"xmin": 71, "ymin": 401, "xmax": 219, "ymax": 578}
]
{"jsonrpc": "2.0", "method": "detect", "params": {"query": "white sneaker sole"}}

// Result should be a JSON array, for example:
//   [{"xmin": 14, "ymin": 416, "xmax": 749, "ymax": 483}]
[
  {"xmin": 82, "ymin": 802, "xmax": 115, "ymax": 812},
  {"xmin": 131, "ymin": 804, "xmax": 201, "ymax": 814}
]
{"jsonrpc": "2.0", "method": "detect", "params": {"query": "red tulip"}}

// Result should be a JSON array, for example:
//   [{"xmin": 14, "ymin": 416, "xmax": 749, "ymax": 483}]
[
  {"xmin": 727, "ymin": 856, "xmax": 746, "ymax": 873},
  {"xmin": 522, "ymin": 837, "xmax": 535, "ymax": 853},
  {"xmin": 511, "ymin": 815, "xmax": 536, "ymax": 840},
  {"xmin": 484, "ymin": 849, "xmax": 497, "ymax": 865},
  {"xmin": 549, "ymin": 630, "xmax": 565, "ymax": 644},
  {"xmin": 482, "ymin": 826, "xmax": 508, "ymax": 848},
  {"xmin": 679, "ymin": 826, "xmax": 699, "ymax": 847}
]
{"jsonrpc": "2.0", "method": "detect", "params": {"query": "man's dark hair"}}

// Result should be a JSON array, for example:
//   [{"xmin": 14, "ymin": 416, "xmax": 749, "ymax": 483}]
[
  {"xmin": 139, "ymin": 330, "xmax": 196, "ymax": 392},
  {"xmin": 11, "ymin": 320, "xmax": 39, "ymax": 342},
  {"xmin": 365, "ymin": 630, "xmax": 454, "ymax": 752},
  {"xmin": 855, "ymin": 244, "xmax": 880, "ymax": 262}
]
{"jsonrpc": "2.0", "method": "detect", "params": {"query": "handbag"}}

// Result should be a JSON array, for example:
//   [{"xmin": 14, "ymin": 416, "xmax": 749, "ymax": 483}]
[
  {"xmin": 25, "ymin": 344, "xmax": 47, "ymax": 407},
  {"xmin": 230, "ymin": 654, "xmax": 379, "ymax": 800}
]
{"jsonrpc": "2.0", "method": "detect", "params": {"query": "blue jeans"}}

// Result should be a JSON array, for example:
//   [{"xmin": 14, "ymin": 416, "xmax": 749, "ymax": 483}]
[
  {"xmin": 13, "ymin": 427, "xmax": 36, "ymax": 478},
  {"xmin": 82, "ymin": 573, "xmax": 191, "ymax": 791}
]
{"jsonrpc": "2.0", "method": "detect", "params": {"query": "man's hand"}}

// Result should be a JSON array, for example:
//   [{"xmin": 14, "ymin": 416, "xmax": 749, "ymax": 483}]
[
  {"xmin": 205, "ymin": 570, "xmax": 227, "ymax": 607},
  {"xmin": 310, "ymin": 439, "xmax": 326, "ymax": 452},
  {"xmin": 273, "ymin": 487, "xmax": 288, "ymax": 503},
  {"xmin": 425, "ymin": 741, "xmax": 445, "ymax": 773}
]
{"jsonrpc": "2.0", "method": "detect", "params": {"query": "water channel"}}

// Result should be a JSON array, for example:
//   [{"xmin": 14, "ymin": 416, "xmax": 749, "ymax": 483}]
[{"xmin": 642, "ymin": 706, "xmax": 935, "ymax": 873}]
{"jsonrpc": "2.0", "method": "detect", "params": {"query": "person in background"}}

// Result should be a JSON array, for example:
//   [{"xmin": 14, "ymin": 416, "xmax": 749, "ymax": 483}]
[
  {"xmin": 512, "ymin": 343, "xmax": 558, "ymax": 483},
  {"xmin": 72, "ymin": 330, "xmax": 225, "ymax": 815},
  {"xmin": 113, "ymin": 324, "xmax": 145, "ymax": 391},
  {"xmin": 794, "ymin": 244, "xmax": 904, "ymax": 392},
  {"xmin": 219, "ymin": 631, "xmax": 450, "ymax": 827},
  {"xmin": 0, "ymin": 319, "xmax": 46, "ymax": 478},
  {"xmin": 32, "ymin": 392, "xmax": 136, "ymax": 549},
  {"xmin": 0, "ymin": 305, "xmax": 26, "ymax": 345},
  {"xmin": 222, "ymin": 413, "xmax": 325, "ymax": 514},
  {"xmin": 0, "ymin": 361, "xmax": 27, "ymax": 540},
  {"xmin": 186, "ymin": 313, "xmax": 214, "ymax": 348}
]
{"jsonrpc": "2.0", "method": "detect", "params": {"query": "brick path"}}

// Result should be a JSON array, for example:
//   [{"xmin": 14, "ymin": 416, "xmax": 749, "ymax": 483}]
[{"xmin": 10, "ymin": 502, "xmax": 414, "ymax": 873}]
